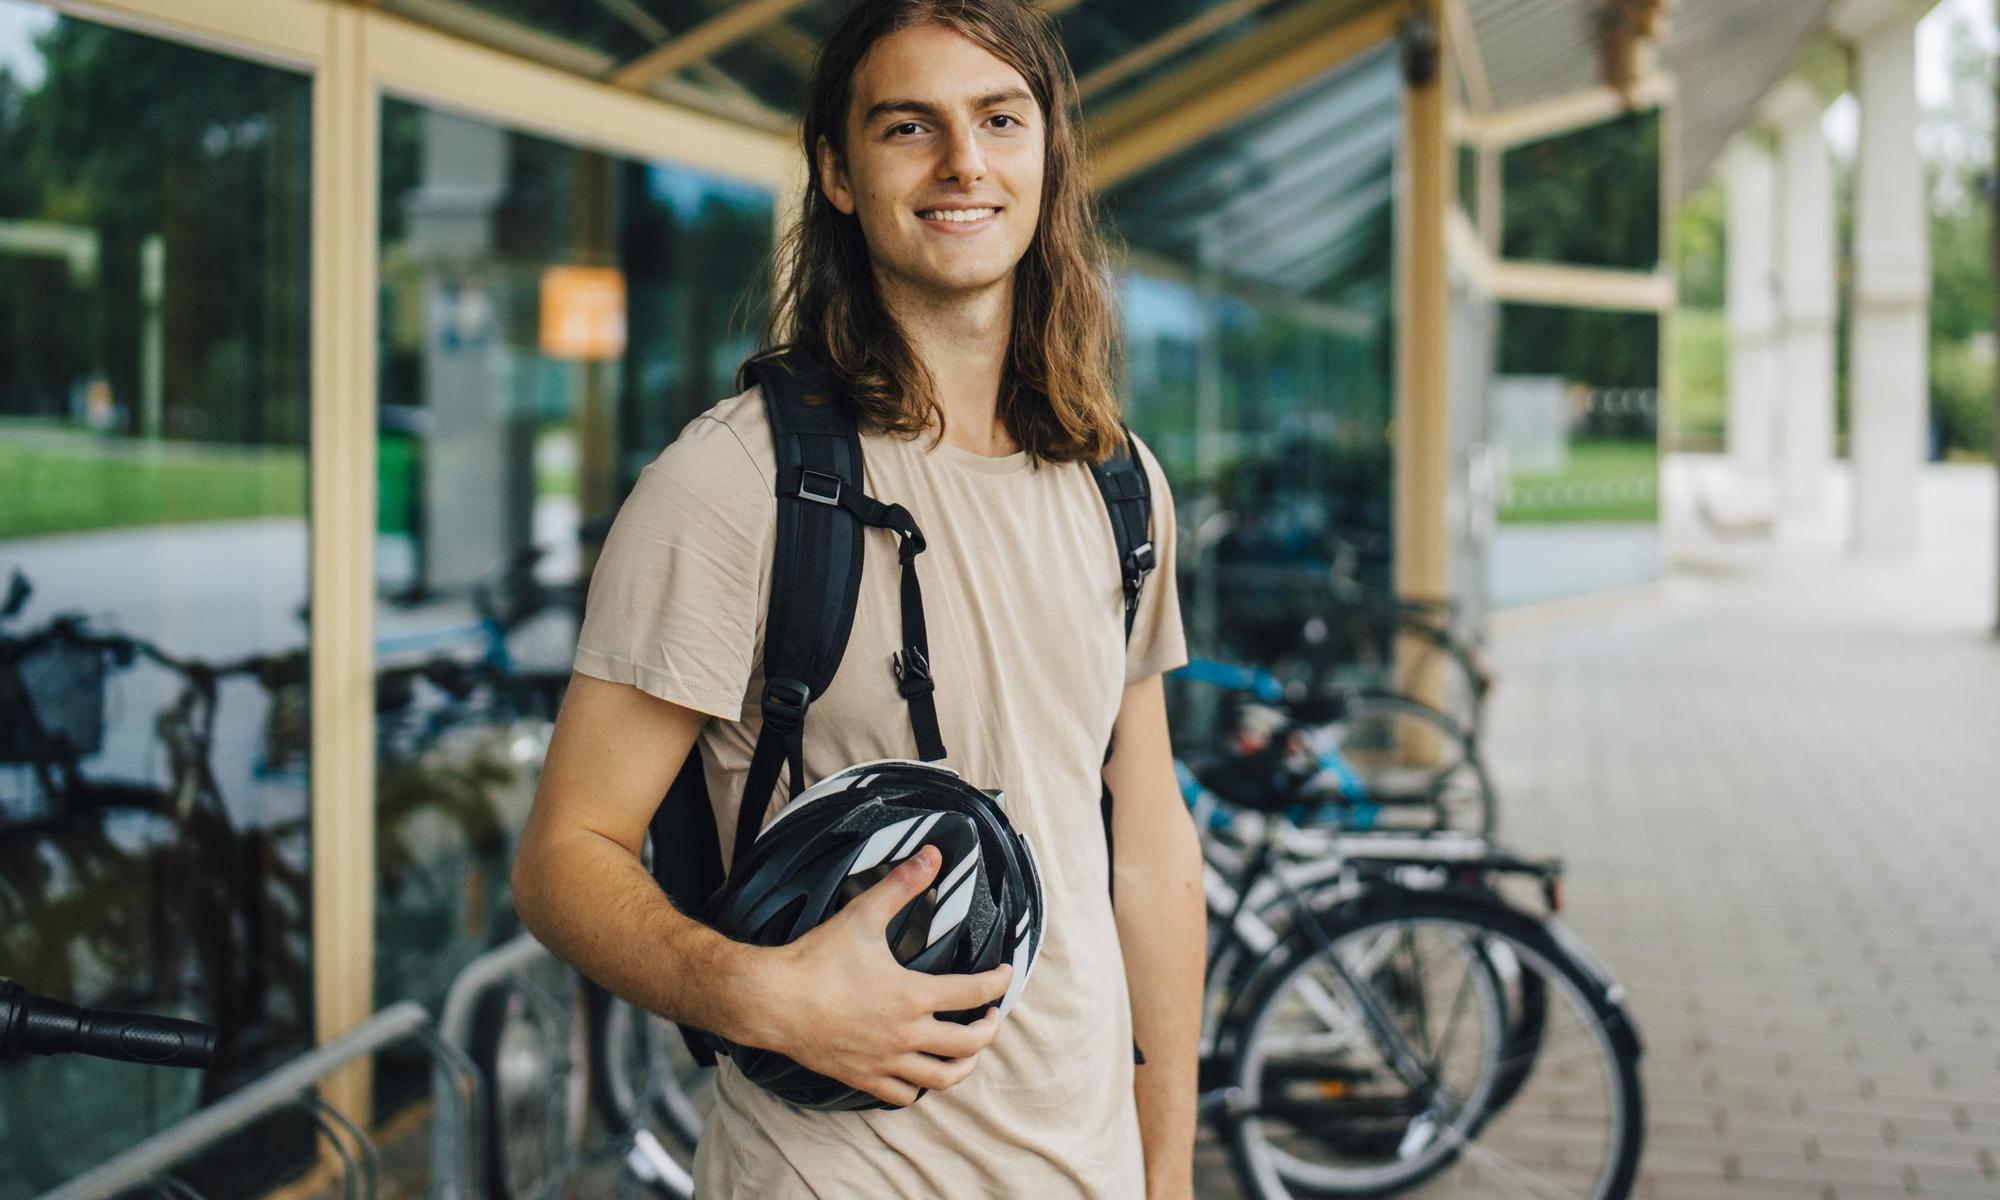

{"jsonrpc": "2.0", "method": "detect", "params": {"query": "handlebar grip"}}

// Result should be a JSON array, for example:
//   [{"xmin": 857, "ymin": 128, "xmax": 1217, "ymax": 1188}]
[{"xmin": 0, "ymin": 981, "xmax": 215, "ymax": 1069}]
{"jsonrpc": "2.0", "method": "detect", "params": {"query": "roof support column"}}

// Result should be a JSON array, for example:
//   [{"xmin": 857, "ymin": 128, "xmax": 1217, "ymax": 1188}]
[
  {"xmin": 1720, "ymin": 136, "xmax": 1779, "ymax": 477},
  {"xmin": 1767, "ymin": 81, "xmax": 1838, "ymax": 528},
  {"xmin": 1845, "ymin": 5, "xmax": 1930, "ymax": 554},
  {"xmin": 1396, "ymin": 5, "xmax": 1453, "ymax": 613}
]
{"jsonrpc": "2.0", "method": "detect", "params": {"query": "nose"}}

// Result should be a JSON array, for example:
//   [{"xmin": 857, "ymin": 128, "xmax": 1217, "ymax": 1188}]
[{"xmin": 938, "ymin": 119, "xmax": 987, "ymax": 185}]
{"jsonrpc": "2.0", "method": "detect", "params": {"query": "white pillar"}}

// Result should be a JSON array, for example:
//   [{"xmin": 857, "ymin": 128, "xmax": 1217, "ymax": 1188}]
[
  {"xmin": 1766, "ymin": 81, "xmax": 1838, "ymax": 524},
  {"xmin": 1720, "ymin": 137, "xmax": 1779, "ymax": 475},
  {"xmin": 1846, "ymin": 7, "xmax": 1931, "ymax": 554}
]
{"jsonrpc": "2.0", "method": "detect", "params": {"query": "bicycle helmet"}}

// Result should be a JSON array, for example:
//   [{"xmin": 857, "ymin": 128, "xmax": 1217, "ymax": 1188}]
[{"xmin": 704, "ymin": 758, "xmax": 1045, "ymax": 1110}]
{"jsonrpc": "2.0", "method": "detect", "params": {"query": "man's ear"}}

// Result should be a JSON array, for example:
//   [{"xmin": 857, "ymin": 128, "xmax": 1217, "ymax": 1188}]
[{"xmin": 816, "ymin": 134, "xmax": 856, "ymax": 216}]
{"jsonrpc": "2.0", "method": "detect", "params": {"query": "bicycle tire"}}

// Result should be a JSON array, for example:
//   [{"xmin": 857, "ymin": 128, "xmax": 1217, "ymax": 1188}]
[
  {"xmin": 1203, "ymin": 865, "xmax": 1547, "ymax": 1116},
  {"xmin": 588, "ymin": 989, "xmax": 713, "ymax": 1152},
  {"xmin": 1324, "ymin": 691, "xmax": 1497, "ymax": 837},
  {"xmin": 468, "ymin": 974, "xmax": 588, "ymax": 1200},
  {"xmin": 1223, "ymin": 889, "xmax": 1643, "ymax": 1200}
]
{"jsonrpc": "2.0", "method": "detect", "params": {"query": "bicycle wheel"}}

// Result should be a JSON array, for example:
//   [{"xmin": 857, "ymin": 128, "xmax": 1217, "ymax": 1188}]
[
  {"xmin": 591, "ymin": 991, "xmax": 715, "ymax": 1151},
  {"xmin": 1224, "ymin": 891, "xmax": 1643, "ymax": 1200},
  {"xmin": 1203, "ymin": 864, "xmax": 1547, "ymax": 1118},
  {"xmin": 1330, "ymin": 693, "xmax": 1496, "ymax": 836},
  {"xmin": 469, "ymin": 971, "xmax": 588, "ymax": 1200}
]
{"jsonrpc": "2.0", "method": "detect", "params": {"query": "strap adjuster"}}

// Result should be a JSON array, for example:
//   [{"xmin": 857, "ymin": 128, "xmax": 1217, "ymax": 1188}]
[
  {"xmin": 892, "ymin": 646, "xmax": 934, "ymax": 700},
  {"xmin": 1123, "ymin": 541, "xmax": 1157, "ymax": 586},
  {"xmin": 797, "ymin": 470, "xmax": 842, "ymax": 507},
  {"xmin": 762, "ymin": 677, "xmax": 810, "ymax": 726}
]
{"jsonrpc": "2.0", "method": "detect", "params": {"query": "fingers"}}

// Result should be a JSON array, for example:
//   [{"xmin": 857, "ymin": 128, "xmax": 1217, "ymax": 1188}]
[
  {"xmin": 886, "ymin": 1050, "xmax": 981, "ymax": 1094},
  {"xmin": 864, "ymin": 1076, "xmax": 921, "ymax": 1108},
  {"xmin": 908, "ymin": 1009, "xmax": 1002, "ymax": 1059},
  {"xmin": 921, "ymin": 960, "xmax": 1015, "ymax": 1013},
  {"xmin": 847, "ymin": 845, "xmax": 942, "ymax": 928}
]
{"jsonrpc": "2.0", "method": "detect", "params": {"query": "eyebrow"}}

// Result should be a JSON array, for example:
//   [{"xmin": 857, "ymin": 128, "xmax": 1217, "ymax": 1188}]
[{"xmin": 860, "ymin": 87, "xmax": 1035, "ymax": 128}]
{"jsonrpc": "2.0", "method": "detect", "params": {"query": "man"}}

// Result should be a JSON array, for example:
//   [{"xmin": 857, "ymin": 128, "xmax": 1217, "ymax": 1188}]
[{"xmin": 510, "ymin": 0, "xmax": 1205, "ymax": 1194}]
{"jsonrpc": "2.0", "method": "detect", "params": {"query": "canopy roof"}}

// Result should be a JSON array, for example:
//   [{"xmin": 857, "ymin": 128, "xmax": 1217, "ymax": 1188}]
[{"xmin": 383, "ymin": 0, "xmax": 1842, "ymax": 198}]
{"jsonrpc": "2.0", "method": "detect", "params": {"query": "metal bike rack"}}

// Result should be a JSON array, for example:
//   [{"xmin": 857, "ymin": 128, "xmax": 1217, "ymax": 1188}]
[
  {"xmin": 36, "ymin": 1001, "xmax": 483, "ymax": 1200},
  {"xmin": 432, "ymin": 931, "xmax": 577, "ymax": 1200}
]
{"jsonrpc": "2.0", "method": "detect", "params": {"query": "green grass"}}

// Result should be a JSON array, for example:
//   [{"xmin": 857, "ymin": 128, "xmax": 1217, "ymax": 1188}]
[
  {"xmin": 1670, "ymin": 306, "xmax": 1727, "ymax": 446},
  {"xmin": 1500, "ymin": 437, "xmax": 1659, "ymax": 524},
  {"xmin": 0, "ymin": 435, "xmax": 307, "ymax": 540}
]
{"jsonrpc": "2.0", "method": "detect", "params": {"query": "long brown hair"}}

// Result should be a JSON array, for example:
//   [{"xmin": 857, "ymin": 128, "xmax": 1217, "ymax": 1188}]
[{"xmin": 761, "ymin": 0, "xmax": 1126, "ymax": 464}]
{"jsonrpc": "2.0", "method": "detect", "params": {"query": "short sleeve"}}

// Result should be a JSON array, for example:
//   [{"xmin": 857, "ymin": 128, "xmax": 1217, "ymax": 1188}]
[
  {"xmin": 571, "ymin": 410, "xmax": 774, "ymax": 721},
  {"xmin": 1124, "ymin": 434, "xmax": 1189, "ymax": 684}
]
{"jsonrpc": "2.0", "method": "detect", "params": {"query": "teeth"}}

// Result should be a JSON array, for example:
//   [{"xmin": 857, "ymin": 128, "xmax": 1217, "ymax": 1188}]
[{"xmin": 920, "ymin": 208, "xmax": 997, "ymax": 223}]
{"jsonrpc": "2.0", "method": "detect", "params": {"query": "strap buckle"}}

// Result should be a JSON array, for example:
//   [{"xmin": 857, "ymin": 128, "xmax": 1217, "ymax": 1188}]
[
  {"xmin": 892, "ymin": 646, "xmax": 934, "ymax": 700},
  {"xmin": 797, "ymin": 470, "xmax": 842, "ymax": 507},
  {"xmin": 1123, "ymin": 541, "xmax": 1157, "ymax": 588},
  {"xmin": 762, "ymin": 677, "xmax": 811, "ymax": 727}
]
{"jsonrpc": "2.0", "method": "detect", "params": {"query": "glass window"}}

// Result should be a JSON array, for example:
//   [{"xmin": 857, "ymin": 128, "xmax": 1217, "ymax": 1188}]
[
  {"xmin": 370, "ymin": 97, "xmax": 773, "ymax": 1108},
  {"xmin": 1104, "ymin": 46, "xmax": 1399, "ymax": 668},
  {"xmin": 1501, "ymin": 110, "xmax": 1662, "ymax": 270},
  {"xmin": 0, "ymin": 3, "xmax": 314, "ymax": 1194}
]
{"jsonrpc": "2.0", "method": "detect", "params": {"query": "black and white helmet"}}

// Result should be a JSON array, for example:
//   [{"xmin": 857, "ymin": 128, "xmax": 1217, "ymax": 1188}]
[{"xmin": 703, "ymin": 759, "xmax": 1046, "ymax": 1110}]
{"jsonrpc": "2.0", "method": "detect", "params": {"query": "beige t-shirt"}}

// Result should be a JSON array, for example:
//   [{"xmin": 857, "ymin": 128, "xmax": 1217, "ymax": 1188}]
[{"xmin": 571, "ymin": 384, "xmax": 1187, "ymax": 1198}]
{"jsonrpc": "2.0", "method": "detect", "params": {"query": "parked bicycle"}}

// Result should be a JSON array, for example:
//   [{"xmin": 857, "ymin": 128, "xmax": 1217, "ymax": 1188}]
[{"xmin": 1175, "ymin": 660, "xmax": 1644, "ymax": 1199}]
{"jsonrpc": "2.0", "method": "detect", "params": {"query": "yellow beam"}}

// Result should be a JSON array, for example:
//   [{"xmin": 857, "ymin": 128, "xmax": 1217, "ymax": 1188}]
[
  {"xmin": 1440, "ymin": 0, "xmax": 1488, "ymax": 112},
  {"xmin": 1088, "ymin": 0, "xmax": 1401, "ymax": 189},
  {"xmin": 1078, "ymin": 0, "xmax": 1294, "ymax": 99},
  {"xmin": 365, "ymin": 7, "xmax": 795, "ymax": 187},
  {"xmin": 1465, "ymin": 71, "xmax": 1675, "ymax": 149},
  {"xmin": 45, "ymin": 0, "xmax": 325, "ymax": 65},
  {"xmin": 1485, "ymin": 259, "xmax": 1674, "ymax": 312},
  {"xmin": 310, "ymin": 0, "xmax": 380, "ymax": 1128},
  {"xmin": 1396, "ymin": 1, "xmax": 1452, "ymax": 616},
  {"xmin": 611, "ymin": 0, "xmax": 815, "ymax": 90}
]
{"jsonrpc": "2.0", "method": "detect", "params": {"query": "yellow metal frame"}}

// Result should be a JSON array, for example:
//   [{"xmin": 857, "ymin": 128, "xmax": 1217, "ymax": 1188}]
[{"xmin": 1396, "ymin": 1, "xmax": 1452, "ymax": 615}]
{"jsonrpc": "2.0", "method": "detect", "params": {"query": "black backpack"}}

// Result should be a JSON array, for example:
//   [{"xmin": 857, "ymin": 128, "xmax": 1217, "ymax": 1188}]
[{"xmin": 646, "ymin": 348, "xmax": 1156, "ymax": 1065}]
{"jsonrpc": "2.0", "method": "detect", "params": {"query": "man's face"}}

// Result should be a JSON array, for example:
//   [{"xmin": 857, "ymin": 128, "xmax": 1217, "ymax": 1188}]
[{"xmin": 819, "ymin": 24, "xmax": 1046, "ymax": 302}]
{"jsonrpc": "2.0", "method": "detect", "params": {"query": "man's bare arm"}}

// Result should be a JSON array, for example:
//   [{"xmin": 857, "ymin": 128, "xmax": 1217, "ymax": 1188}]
[
  {"xmin": 1105, "ymin": 672, "xmax": 1206, "ymax": 1200},
  {"xmin": 511, "ymin": 672, "xmax": 1013, "ymax": 1107}
]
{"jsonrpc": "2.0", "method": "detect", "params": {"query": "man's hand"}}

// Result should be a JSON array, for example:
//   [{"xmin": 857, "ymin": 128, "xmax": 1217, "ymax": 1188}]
[{"xmin": 745, "ymin": 845, "xmax": 1016, "ymax": 1107}]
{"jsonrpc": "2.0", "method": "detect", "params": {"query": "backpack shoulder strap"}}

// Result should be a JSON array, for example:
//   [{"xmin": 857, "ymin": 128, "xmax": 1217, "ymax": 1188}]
[
  {"xmin": 1088, "ymin": 425, "xmax": 1157, "ymax": 1067},
  {"xmin": 651, "ymin": 351, "xmax": 888, "ymax": 1068},
  {"xmin": 1088, "ymin": 426, "xmax": 1157, "ymax": 643},
  {"xmin": 730, "ymin": 349, "xmax": 871, "ymax": 861}
]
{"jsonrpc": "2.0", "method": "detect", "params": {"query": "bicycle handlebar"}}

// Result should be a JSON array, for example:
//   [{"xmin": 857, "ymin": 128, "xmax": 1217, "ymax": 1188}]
[{"xmin": 0, "ymin": 980, "xmax": 215, "ymax": 1070}]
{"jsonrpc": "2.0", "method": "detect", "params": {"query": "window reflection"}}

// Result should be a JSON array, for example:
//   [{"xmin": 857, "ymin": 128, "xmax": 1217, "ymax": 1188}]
[
  {"xmin": 0, "ymin": 3, "xmax": 313, "ymax": 1193},
  {"xmin": 1106, "ymin": 46, "xmax": 1398, "ymax": 669},
  {"xmin": 371, "ymin": 99, "xmax": 773, "ymax": 1047}
]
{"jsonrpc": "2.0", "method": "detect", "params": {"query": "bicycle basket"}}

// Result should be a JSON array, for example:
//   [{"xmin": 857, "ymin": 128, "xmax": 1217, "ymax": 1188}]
[{"xmin": 1, "ymin": 639, "xmax": 109, "ymax": 762}]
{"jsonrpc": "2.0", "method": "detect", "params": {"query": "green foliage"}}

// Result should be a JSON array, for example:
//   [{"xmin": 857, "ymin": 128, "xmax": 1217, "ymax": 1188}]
[
  {"xmin": 1669, "ymin": 307, "xmax": 1727, "ymax": 444},
  {"xmin": 0, "ymin": 19, "xmax": 312, "ymax": 447},
  {"xmin": 1499, "ymin": 304, "xmax": 1659, "ymax": 388},
  {"xmin": 1931, "ymin": 339, "xmax": 1996, "ymax": 461},
  {"xmin": 1929, "ymin": 179, "xmax": 1994, "ymax": 348},
  {"xmin": 1502, "ymin": 110, "xmax": 1662, "ymax": 271},
  {"xmin": 1675, "ymin": 182, "xmax": 1726, "ymax": 311}
]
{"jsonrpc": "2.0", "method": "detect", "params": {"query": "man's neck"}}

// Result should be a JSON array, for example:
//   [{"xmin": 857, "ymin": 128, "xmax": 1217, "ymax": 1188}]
[{"xmin": 874, "ymin": 269, "xmax": 1020, "ymax": 458}]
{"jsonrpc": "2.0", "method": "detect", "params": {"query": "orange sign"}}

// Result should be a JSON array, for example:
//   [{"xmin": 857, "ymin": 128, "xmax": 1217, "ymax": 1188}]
[{"xmin": 539, "ymin": 266, "xmax": 628, "ymax": 361}]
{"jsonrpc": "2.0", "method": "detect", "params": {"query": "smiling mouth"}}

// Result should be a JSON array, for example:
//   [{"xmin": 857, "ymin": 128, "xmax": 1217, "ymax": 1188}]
[{"xmin": 917, "ymin": 207, "xmax": 1000, "ymax": 223}]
